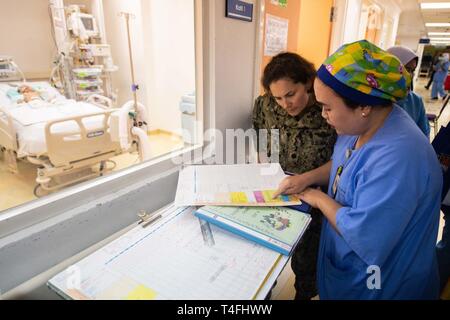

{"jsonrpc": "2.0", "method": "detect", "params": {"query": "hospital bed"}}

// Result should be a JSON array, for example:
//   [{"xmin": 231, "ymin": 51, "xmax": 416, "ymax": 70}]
[{"xmin": 0, "ymin": 81, "xmax": 144, "ymax": 196}]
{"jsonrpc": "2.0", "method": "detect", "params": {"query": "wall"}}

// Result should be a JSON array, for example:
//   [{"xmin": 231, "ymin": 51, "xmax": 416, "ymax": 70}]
[
  {"xmin": 378, "ymin": 0, "xmax": 401, "ymax": 49},
  {"xmin": 394, "ymin": 1, "xmax": 427, "ymax": 52},
  {"xmin": 297, "ymin": 0, "xmax": 334, "ymax": 68},
  {"xmin": 102, "ymin": 0, "xmax": 149, "ymax": 117},
  {"xmin": 102, "ymin": 0, "xmax": 195, "ymax": 135},
  {"xmin": 330, "ymin": 0, "xmax": 401, "ymax": 51},
  {"xmin": 0, "ymin": 0, "xmax": 54, "ymax": 79},
  {"xmin": 144, "ymin": 0, "xmax": 196, "ymax": 135},
  {"xmin": 342, "ymin": 0, "xmax": 363, "ymax": 44},
  {"xmin": 260, "ymin": 0, "xmax": 301, "ymax": 76},
  {"xmin": 213, "ymin": 0, "xmax": 258, "ymax": 135},
  {"xmin": 329, "ymin": 0, "xmax": 348, "ymax": 53}
]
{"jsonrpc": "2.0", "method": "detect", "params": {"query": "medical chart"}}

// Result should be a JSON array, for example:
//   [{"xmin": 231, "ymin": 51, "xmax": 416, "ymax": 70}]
[
  {"xmin": 174, "ymin": 163, "xmax": 301, "ymax": 207},
  {"xmin": 47, "ymin": 205, "xmax": 282, "ymax": 300},
  {"xmin": 195, "ymin": 206, "xmax": 311, "ymax": 255}
]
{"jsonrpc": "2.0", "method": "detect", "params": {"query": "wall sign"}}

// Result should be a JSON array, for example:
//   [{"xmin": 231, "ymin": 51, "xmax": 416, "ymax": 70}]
[
  {"xmin": 419, "ymin": 38, "xmax": 430, "ymax": 44},
  {"xmin": 226, "ymin": 0, "xmax": 253, "ymax": 22}
]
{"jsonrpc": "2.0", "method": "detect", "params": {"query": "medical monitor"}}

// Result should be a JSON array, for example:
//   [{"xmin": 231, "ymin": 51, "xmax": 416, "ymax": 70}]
[
  {"xmin": 81, "ymin": 16, "xmax": 95, "ymax": 32},
  {"xmin": 68, "ymin": 12, "xmax": 99, "ymax": 38}
]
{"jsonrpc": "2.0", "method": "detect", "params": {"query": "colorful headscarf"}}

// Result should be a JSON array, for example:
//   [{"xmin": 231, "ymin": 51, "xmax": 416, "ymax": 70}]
[{"xmin": 317, "ymin": 40, "xmax": 410, "ymax": 105}]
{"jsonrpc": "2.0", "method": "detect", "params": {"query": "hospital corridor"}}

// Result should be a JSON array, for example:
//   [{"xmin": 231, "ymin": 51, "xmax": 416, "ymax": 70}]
[{"xmin": 0, "ymin": 0, "xmax": 450, "ymax": 308}]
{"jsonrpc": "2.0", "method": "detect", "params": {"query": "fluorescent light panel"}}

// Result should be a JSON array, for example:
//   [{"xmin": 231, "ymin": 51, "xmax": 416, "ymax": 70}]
[
  {"xmin": 429, "ymin": 32, "xmax": 450, "ymax": 36},
  {"xmin": 430, "ymin": 37, "xmax": 450, "ymax": 40},
  {"xmin": 425, "ymin": 23, "xmax": 450, "ymax": 27},
  {"xmin": 420, "ymin": 2, "xmax": 450, "ymax": 9}
]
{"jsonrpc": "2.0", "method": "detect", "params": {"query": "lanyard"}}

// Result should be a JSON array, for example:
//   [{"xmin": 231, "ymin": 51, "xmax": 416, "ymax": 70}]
[{"xmin": 331, "ymin": 145, "xmax": 356, "ymax": 199}]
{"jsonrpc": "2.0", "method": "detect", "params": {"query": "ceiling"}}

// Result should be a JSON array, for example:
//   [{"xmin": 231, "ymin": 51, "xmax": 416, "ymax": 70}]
[{"xmin": 398, "ymin": 0, "xmax": 450, "ymax": 45}]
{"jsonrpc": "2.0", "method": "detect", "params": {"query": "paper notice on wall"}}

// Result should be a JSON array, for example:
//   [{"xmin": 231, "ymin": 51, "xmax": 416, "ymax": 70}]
[
  {"xmin": 270, "ymin": 0, "xmax": 288, "ymax": 7},
  {"xmin": 264, "ymin": 14, "xmax": 289, "ymax": 57}
]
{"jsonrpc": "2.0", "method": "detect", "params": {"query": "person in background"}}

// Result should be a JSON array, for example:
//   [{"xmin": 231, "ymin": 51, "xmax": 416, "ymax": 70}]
[
  {"xmin": 387, "ymin": 45, "xmax": 430, "ymax": 137},
  {"xmin": 253, "ymin": 52, "xmax": 336, "ymax": 300},
  {"xmin": 425, "ymin": 53, "xmax": 440, "ymax": 90},
  {"xmin": 431, "ymin": 53, "xmax": 450, "ymax": 101},
  {"xmin": 274, "ymin": 40, "xmax": 442, "ymax": 299}
]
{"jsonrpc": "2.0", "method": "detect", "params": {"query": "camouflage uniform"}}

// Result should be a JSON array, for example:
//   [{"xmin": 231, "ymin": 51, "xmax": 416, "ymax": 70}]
[{"xmin": 252, "ymin": 94, "xmax": 336, "ymax": 300}]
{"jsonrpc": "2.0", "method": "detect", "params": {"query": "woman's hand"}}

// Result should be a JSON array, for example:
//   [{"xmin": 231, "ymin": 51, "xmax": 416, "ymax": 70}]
[
  {"xmin": 297, "ymin": 187, "xmax": 326, "ymax": 208},
  {"xmin": 272, "ymin": 174, "xmax": 311, "ymax": 198},
  {"xmin": 299, "ymin": 187, "xmax": 343, "ymax": 232}
]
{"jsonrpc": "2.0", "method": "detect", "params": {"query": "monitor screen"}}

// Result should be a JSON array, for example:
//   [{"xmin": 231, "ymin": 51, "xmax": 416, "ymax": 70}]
[{"xmin": 81, "ymin": 17, "xmax": 94, "ymax": 31}]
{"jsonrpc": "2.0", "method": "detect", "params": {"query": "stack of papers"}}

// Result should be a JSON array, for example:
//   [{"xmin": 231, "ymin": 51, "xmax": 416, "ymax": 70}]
[
  {"xmin": 194, "ymin": 206, "xmax": 311, "ymax": 256},
  {"xmin": 175, "ymin": 163, "xmax": 302, "ymax": 206},
  {"xmin": 175, "ymin": 163, "xmax": 311, "ymax": 255}
]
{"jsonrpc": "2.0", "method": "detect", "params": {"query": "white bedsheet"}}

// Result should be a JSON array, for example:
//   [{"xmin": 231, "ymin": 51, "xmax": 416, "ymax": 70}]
[
  {"xmin": 0, "ymin": 81, "xmax": 116, "ymax": 158},
  {"xmin": 8, "ymin": 100, "xmax": 104, "ymax": 126},
  {"xmin": 0, "ymin": 82, "xmax": 113, "ymax": 157},
  {"xmin": 15, "ymin": 113, "xmax": 107, "ymax": 157}
]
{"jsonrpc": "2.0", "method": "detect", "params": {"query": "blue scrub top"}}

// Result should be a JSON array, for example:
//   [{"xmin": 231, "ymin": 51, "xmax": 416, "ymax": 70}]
[
  {"xmin": 395, "ymin": 92, "xmax": 430, "ymax": 138},
  {"xmin": 318, "ymin": 106, "xmax": 442, "ymax": 299},
  {"xmin": 433, "ymin": 61, "xmax": 450, "ymax": 83}
]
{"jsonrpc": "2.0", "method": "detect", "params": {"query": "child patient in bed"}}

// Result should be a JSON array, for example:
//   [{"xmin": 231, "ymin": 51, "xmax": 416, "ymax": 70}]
[
  {"xmin": 18, "ymin": 85, "xmax": 41, "ymax": 103},
  {"xmin": 7, "ymin": 84, "xmax": 60, "ymax": 107}
]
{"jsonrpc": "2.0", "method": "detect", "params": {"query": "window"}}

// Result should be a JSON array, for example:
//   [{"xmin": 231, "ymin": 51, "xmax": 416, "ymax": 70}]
[{"xmin": 0, "ymin": 0, "xmax": 204, "ymax": 219}]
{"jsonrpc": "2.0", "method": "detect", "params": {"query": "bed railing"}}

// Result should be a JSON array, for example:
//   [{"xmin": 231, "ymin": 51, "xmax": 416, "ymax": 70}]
[
  {"xmin": 44, "ymin": 110, "xmax": 122, "ymax": 167},
  {"xmin": 0, "ymin": 108, "xmax": 17, "ymax": 151}
]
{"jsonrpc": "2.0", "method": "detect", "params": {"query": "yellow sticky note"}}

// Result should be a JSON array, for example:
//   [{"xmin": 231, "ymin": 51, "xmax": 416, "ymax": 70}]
[
  {"xmin": 230, "ymin": 192, "xmax": 248, "ymax": 204},
  {"xmin": 262, "ymin": 190, "xmax": 278, "ymax": 203},
  {"xmin": 126, "ymin": 285, "xmax": 157, "ymax": 300}
]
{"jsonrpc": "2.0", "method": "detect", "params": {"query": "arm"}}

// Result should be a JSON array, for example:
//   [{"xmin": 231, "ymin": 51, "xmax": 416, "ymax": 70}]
[
  {"xmin": 298, "ymin": 188, "xmax": 342, "ymax": 231},
  {"xmin": 252, "ymin": 95, "xmax": 265, "ymax": 163},
  {"xmin": 416, "ymin": 95, "xmax": 431, "ymax": 138}
]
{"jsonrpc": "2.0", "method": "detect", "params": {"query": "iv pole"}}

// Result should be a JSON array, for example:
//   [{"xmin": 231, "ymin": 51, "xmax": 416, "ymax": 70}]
[
  {"xmin": 117, "ymin": 12, "xmax": 151, "ymax": 162},
  {"xmin": 119, "ymin": 12, "xmax": 138, "ymax": 109}
]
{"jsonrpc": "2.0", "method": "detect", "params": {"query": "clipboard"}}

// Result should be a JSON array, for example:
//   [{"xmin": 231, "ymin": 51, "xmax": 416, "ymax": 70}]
[{"xmin": 47, "ymin": 204, "xmax": 289, "ymax": 300}]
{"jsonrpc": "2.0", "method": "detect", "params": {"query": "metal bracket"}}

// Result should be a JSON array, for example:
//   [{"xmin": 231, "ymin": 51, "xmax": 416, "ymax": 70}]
[{"xmin": 137, "ymin": 210, "xmax": 162, "ymax": 228}]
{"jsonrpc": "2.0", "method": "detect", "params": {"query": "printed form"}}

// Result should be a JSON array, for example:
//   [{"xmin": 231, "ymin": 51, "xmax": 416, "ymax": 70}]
[
  {"xmin": 48, "ymin": 205, "xmax": 286, "ymax": 300},
  {"xmin": 175, "ymin": 163, "xmax": 301, "ymax": 206}
]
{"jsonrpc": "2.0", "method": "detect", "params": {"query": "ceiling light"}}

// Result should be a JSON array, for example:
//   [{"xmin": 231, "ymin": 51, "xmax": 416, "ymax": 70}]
[
  {"xmin": 420, "ymin": 2, "xmax": 450, "ymax": 9},
  {"xmin": 430, "ymin": 37, "xmax": 450, "ymax": 41},
  {"xmin": 429, "ymin": 32, "xmax": 450, "ymax": 36},
  {"xmin": 425, "ymin": 23, "xmax": 450, "ymax": 27},
  {"xmin": 430, "ymin": 41, "xmax": 450, "ymax": 45}
]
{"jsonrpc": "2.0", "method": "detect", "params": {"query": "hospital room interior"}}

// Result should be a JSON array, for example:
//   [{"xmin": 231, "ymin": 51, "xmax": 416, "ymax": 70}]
[{"xmin": 0, "ymin": 0, "xmax": 449, "ymax": 301}]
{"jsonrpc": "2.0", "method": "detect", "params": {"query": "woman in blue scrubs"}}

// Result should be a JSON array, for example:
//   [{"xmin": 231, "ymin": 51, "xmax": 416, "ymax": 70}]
[{"xmin": 274, "ymin": 40, "xmax": 443, "ymax": 299}]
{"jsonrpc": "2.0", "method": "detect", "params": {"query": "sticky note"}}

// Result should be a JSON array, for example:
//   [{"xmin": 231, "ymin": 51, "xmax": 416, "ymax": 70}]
[
  {"xmin": 125, "ymin": 285, "xmax": 157, "ymax": 300},
  {"xmin": 253, "ymin": 191, "xmax": 265, "ymax": 203},
  {"xmin": 230, "ymin": 192, "xmax": 248, "ymax": 204},
  {"xmin": 262, "ymin": 190, "xmax": 277, "ymax": 203}
]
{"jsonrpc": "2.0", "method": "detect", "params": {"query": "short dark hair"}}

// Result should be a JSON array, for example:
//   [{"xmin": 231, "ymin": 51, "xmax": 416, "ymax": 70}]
[{"xmin": 262, "ymin": 52, "xmax": 316, "ymax": 93}]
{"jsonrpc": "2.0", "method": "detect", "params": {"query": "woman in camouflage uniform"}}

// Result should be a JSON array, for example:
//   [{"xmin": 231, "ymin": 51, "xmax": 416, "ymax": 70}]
[{"xmin": 253, "ymin": 52, "xmax": 336, "ymax": 300}]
